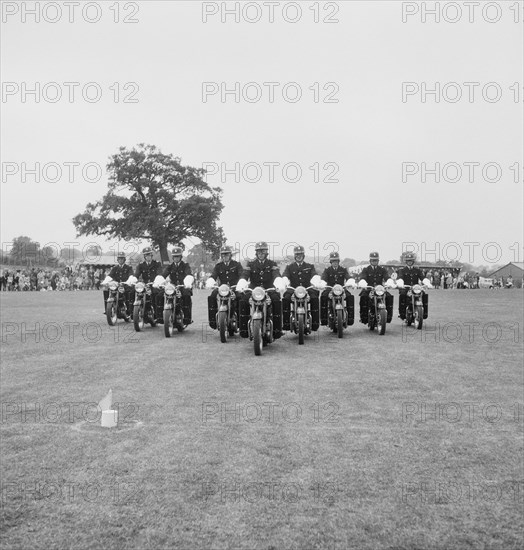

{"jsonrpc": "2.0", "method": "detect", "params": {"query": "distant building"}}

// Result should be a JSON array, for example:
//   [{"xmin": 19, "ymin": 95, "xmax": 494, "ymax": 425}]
[{"xmin": 488, "ymin": 262, "xmax": 524, "ymax": 283}]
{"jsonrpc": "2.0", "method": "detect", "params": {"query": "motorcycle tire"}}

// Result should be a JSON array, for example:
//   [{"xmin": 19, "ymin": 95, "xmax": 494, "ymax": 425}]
[
  {"xmin": 175, "ymin": 310, "xmax": 185, "ymax": 332},
  {"xmin": 378, "ymin": 309, "xmax": 387, "ymax": 335},
  {"xmin": 133, "ymin": 304, "xmax": 144, "ymax": 332},
  {"xmin": 253, "ymin": 319, "xmax": 263, "ymax": 356},
  {"xmin": 218, "ymin": 311, "xmax": 228, "ymax": 343},
  {"xmin": 106, "ymin": 302, "xmax": 117, "ymax": 326},
  {"xmin": 337, "ymin": 309, "xmax": 344, "ymax": 339},
  {"xmin": 149, "ymin": 307, "xmax": 157, "ymax": 328},
  {"xmin": 228, "ymin": 315, "xmax": 237, "ymax": 337},
  {"xmin": 369, "ymin": 312, "xmax": 375, "ymax": 331},
  {"xmin": 415, "ymin": 305, "xmax": 424, "ymax": 330},
  {"xmin": 298, "ymin": 314, "xmax": 305, "ymax": 345},
  {"xmin": 164, "ymin": 309, "xmax": 173, "ymax": 338}
]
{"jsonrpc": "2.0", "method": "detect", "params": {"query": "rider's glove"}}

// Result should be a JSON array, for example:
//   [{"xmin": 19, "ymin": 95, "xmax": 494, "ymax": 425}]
[
  {"xmin": 153, "ymin": 275, "xmax": 166, "ymax": 288},
  {"xmin": 273, "ymin": 277, "xmax": 286, "ymax": 292},
  {"xmin": 345, "ymin": 278, "xmax": 356, "ymax": 289},
  {"xmin": 236, "ymin": 278, "xmax": 248, "ymax": 291},
  {"xmin": 282, "ymin": 276, "xmax": 290, "ymax": 288},
  {"xmin": 205, "ymin": 277, "xmax": 216, "ymax": 290},
  {"xmin": 310, "ymin": 275, "xmax": 322, "ymax": 288},
  {"xmin": 422, "ymin": 278, "xmax": 433, "ymax": 288},
  {"xmin": 101, "ymin": 276, "xmax": 113, "ymax": 287},
  {"xmin": 318, "ymin": 280, "xmax": 327, "ymax": 290},
  {"xmin": 125, "ymin": 276, "xmax": 138, "ymax": 285},
  {"xmin": 396, "ymin": 278, "xmax": 405, "ymax": 289},
  {"xmin": 184, "ymin": 275, "xmax": 194, "ymax": 289},
  {"xmin": 385, "ymin": 278, "xmax": 396, "ymax": 289},
  {"xmin": 358, "ymin": 279, "xmax": 368, "ymax": 289}
]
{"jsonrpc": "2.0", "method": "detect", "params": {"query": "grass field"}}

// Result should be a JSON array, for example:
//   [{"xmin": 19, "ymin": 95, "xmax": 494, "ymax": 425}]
[{"xmin": 1, "ymin": 289, "xmax": 523, "ymax": 550}]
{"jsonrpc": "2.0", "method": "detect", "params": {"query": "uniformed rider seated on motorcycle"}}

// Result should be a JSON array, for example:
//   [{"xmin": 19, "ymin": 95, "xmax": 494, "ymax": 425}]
[
  {"xmin": 397, "ymin": 252, "xmax": 429, "ymax": 320},
  {"xmin": 134, "ymin": 247, "xmax": 163, "ymax": 321},
  {"xmin": 320, "ymin": 251, "xmax": 355, "ymax": 326},
  {"xmin": 281, "ymin": 245, "xmax": 320, "ymax": 332},
  {"xmin": 206, "ymin": 245, "xmax": 242, "ymax": 330},
  {"xmin": 102, "ymin": 251, "xmax": 135, "ymax": 317},
  {"xmin": 358, "ymin": 251, "xmax": 394, "ymax": 323},
  {"xmin": 162, "ymin": 247, "xmax": 194, "ymax": 325},
  {"xmin": 237, "ymin": 241, "xmax": 283, "ymax": 339}
]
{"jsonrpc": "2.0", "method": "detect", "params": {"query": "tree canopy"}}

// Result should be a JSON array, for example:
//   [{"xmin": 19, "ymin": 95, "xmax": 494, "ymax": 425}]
[{"xmin": 73, "ymin": 144, "xmax": 225, "ymax": 262}]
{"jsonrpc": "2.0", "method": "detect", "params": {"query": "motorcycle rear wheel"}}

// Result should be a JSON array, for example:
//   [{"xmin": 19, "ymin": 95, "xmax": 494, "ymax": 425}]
[
  {"xmin": 133, "ymin": 304, "xmax": 144, "ymax": 332},
  {"xmin": 218, "ymin": 311, "xmax": 228, "ymax": 343},
  {"xmin": 106, "ymin": 302, "xmax": 117, "ymax": 326},
  {"xmin": 337, "ymin": 309, "xmax": 344, "ymax": 339},
  {"xmin": 163, "ymin": 309, "xmax": 173, "ymax": 338},
  {"xmin": 298, "ymin": 314, "xmax": 305, "ymax": 345},
  {"xmin": 378, "ymin": 309, "xmax": 387, "ymax": 335},
  {"xmin": 253, "ymin": 319, "xmax": 263, "ymax": 356}
]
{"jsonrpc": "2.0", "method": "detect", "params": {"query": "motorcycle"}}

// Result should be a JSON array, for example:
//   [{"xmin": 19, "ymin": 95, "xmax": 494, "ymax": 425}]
[
  {"xmin": 161, "ymin": 282, "xmax": 186, "ymax": 338},
  {"xmin": 247, "ymin": 286, "xmax": 275, "ymax": 356},
  {"xmin": 133, "ymin": 282, "xmax": 157, "ymax": 332},
  {"xmin": 287, "ymin": 285, "xmax": 315, "ymax": 345},
  {"xmin": 402, "ymin": 284, "xmax": 426, "ymax": 330},
  {"xmin": 211, "ymin": 284, "xmax": 238, "ymax": 343},
  {"xmin": 363, "ymin": 285, "xmax": 389, "ymax": 335},
  {"xmin": 106, "ymin": 281, "xmax": 131, "ymax": 326},
  {"xmin": 325, "ymin": 284, "xmax": 350, "ymax": 338}
]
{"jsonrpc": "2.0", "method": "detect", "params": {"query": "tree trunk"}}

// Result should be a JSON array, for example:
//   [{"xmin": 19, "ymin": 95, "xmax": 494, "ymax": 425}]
[{"xmin": 159, "ymin": 243, "xmax": 170, "ymax": 264}]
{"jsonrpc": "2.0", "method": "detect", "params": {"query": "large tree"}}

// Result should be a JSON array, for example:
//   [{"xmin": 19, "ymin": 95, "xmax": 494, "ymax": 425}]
[{"xmin": 73, "ymin": 144, "xmax": 225, "ymax": 262}]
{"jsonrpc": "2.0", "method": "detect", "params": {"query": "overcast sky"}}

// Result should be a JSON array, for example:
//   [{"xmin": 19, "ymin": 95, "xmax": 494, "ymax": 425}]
[{"xmin": 1, "ymin": 1, "xmax": 522, "ymax": 266}]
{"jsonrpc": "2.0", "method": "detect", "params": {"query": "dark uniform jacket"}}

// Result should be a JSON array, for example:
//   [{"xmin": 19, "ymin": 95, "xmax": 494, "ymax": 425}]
[
  {"xmin": 109, "ymin": 264, "xmax": 133, "ymax": 282},
  {"xmin": 211, "ymin": 260, "xmax": 242, "ymax": 286},
  {"xmin": 135, "ymin": 260, "xmax": 162, "ymax": 283},
  {"xmin": 321, "ymin": 265, "xmax": 350, "ymax": 286},
  {"xmin": 163, "ymin": 261, "xmax": 192, "ymax": 286},
  {"xmin": 398, "ymin": 266, "xmax": 423, "ymax": 286},
  {"xmin": 283, "ymin": 262, "xmax": 316, "ymax": 288},
  {"xmin": 359, "ymin": 265, "xmax": 388, "ymax": 287},
  {"xmin": 243, "ymin": 259, "xmax": 280, "ymax": 289}
]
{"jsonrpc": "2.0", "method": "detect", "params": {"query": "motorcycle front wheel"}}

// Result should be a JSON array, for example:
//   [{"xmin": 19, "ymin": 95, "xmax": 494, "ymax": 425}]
[
  {"xmin": 218, "ymin": 310, "xmax": 228, "ymax": 343},
  {"xmin": 378, "ymin": 309, "xmax": 387, "ymax": 335},
  {"xmin": 106, "ymin": 302, "xmax": 117, "ymax": 326},
  {"xmin": 337, "ymin": 309, "xmax": 344, "ymax": 339},
  {"xmin": 415, "ymin": 305, "xmax": 424, "ymax": 330},
  {"xmin": 163, "ymin": 309, "xmax": 173, "ymax": 337},
  {"xmin": 133, "ymin": 304, "xmax": 144, "ymax": 332},
  {"xmin": 253, "ymin": 319, "xmax": 263, "ymax": 356},
  {"xmin": 298, "ymin": 314, "xmax": 305, "ymax": 345}
]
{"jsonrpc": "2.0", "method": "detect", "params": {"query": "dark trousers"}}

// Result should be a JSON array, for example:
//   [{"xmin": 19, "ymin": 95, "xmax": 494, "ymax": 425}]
[
  {"xmin": 282, "ymin": 288, "xmax": 319, "ymax": 331},
  {"xmin": 208, "ymin": 289, "xmax": 240, "ymax": 329},
  {"xmin": 321, "ymin": 289, "xmax": 354, "ymax": 326},
  {"xmin": 239, "ymin": 289, "xmax": 282, "ymax": 338}
]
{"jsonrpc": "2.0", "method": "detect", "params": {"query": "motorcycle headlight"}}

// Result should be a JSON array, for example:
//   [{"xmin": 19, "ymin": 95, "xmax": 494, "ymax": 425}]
[
  {"xmin": 135, "ymin": 282, "xmax": 145, "ymax": 293},
  {"xmin": 375, "ymin": 285, "xmax": 385, "ymax": 296},
  {"xmin": 218, "ymin": 284, "xmax": 230, "ymax": 297},
  {"xmin": 109, "ymin": 281, "xmax": 118, "ymax": 291},
  {"xmin": 412, "ymin": 284, "xmax": 422, "ymax": 294},
  {"xmin": 165, "ymin": 283, "xmax": 175, "ymax": 295},
  {"xmin": 333, "ymin": 284, "xmax": 343, "ymax": 296},
  {"xmin": 294, "ymin": 286, "xmax": 307, "ymax": 299},
  {"xmin": 252, "ymin": 287, "xmax": 266, "ymax": 301}
]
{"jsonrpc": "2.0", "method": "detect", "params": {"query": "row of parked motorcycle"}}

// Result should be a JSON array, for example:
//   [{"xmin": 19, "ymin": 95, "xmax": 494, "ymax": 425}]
[{"xmin": 103, "ymin": 277, "xmax": 430, "ymax": 356}]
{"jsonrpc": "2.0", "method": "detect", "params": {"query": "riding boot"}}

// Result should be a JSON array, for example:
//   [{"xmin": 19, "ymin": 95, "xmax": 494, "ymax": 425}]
[
  {"xmin": 320, "ymin": 296, "xmax": 328, "ymax": 325},
  {"xmin": 208, "ymin": 295, "xmax": 217, "ymax": 329},
  {"xmin": 310, "ymin": 297, "xmax": 320, "ymax": 331},
  {"xmin": 239, "ymin": 298, "xmax": 250, "ymax": 338},
  {"xmin": 386, "ymin": 293, "xmax": 394, "ymax": 323},
  {"xmin": 423, "ymin": 293, "xmax": 429, "ymax": 319},
  {"xmin": 398, "ymin": 293, "xmax": 406, "ymax": 320},
  {"xmin": 103, "ymin": 290, "xmax": 109, "ymax": 314},
  {"xmin": 359, "ymin": 296, "xmax": 368, "ymax": 323},
  {"xmin": 346, "ymin": 293, "xmax": 355, "ymax": 325},
  {"xmin": 183, "ymin": 296, "xmax": 192, "ymax": 325},
  {"xmin": 282, "ymin": 300, "xmax": 291, "ymax": 331},
  {"xmin": 272, "ymin": 299, "xmax": 282, "ymax": 338}
]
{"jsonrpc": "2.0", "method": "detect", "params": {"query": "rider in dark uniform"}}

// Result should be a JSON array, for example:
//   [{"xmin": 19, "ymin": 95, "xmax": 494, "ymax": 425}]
[
  {"xmin": 238, "ymin": 241, "xmax": 282, "ymax": 339},
  {"xmin": 358, "ymin": 251, "xmax": 393, "ymax": 323},
  {"xmin": 320, "ymin": 251, "xmax": 354, "ymax": 326},
  {"xmin": 397, "ymin": 252, "xmax": 428, "ymax": 319},
  {"xmin": 134, "ymin": 247, "xmax": 162, "ymax": 320},
  {"xmin": 282, "ymin": 245, "xmax": 320, "ymax": 331},
  {"xmin": 103, "ymin": 251, "xmax": 134, "ymax": 316},
  {"xmin": 162, "ymin": 246, "xmax": 193, "ymax": 325},
  {"xmin": 207, "ymin": 246, "xmax": 243, "ymax": 329}
]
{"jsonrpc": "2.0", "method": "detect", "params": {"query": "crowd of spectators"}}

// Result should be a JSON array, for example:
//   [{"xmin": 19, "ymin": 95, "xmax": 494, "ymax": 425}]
[{"xmin": 0, "ymin": 266, "xmax": 110, "ymax": 291}]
